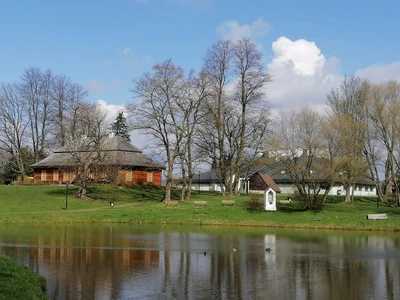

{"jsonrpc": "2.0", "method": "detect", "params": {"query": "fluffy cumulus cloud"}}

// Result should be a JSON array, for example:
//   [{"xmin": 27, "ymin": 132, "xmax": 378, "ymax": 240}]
[
  {"xmin": 266, "ymin": 36, "xmax": 342, "ymax": 113},
  {"xmin": 215, "ymin": 18, "xmax": 341, "ymax": 113},
  {"xmin": 217, "ymin": 18, "xmax": 270, "ymax": 41},
  {"xmin": 269, "ymin": 37, "xmax": 325, "ymax": 76},
  {"xmin": 266, "ymin": 36, "xmax": 400, "ymax": 113},
  {"xmin": 96, "ymin": 99, "xmax": 125, "ymax": 125}
]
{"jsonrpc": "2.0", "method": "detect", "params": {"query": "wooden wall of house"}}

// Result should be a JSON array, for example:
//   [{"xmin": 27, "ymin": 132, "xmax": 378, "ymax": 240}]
[
  {"xmin": 118, "ymin": 169, "xmax": 162, "ymax": 186},
  {"xmin": 34, "ymin": 168, "xmax": 162, "ymax": 186},
  {"xmin": 249, "ymin": 174, "xmax": 268, "ymax": 191},
  {"xmin": 33, "ymin": 169, "xmax": 76, "ymax": 184}
]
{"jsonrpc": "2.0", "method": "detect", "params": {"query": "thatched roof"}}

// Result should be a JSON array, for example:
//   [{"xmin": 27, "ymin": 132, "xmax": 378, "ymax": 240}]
[{"xmin": 31, "ymin": 136, "xmax": 165, "ymax": 170}]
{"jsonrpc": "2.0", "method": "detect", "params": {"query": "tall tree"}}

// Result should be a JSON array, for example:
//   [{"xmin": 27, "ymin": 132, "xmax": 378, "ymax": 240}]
[
  {"xmin": 127, "ymin": 59, "xmax": 186, "ymax": 202},
  {"xmin": 0, "ymin": 83, "xmax": 30, "ymax": 182},
  {"xmin": 231, "ymin": 38, "xmax": 271, "ymax": 193},
  {"xmin": 326, "ymin": 76, "xmax": 371, "ymax": 202},
  {"xmin": 63, "ymin": 103, "xmax": 109, "ymax": 198},
  {"xmin": 50, "ymin": 74, "xmax": 88, "ymax": 147},
  {"xmin": 110, "ymin": 112, "xmax": 131, "ymax": 141},
  {"xmin": 368, "ymin": 80, "xmax": 400, "ymax": 205},
  {"xmin": 198, "ymin": 38, "xmax": 271, "ymax": 195},
  {"xmin": 198, "ymin": 39, "xmax": 233, "ymax": 196},
  {"xmin": 19, "ymin": 67, "xmax": 54, "ymax": 162},
  {"xmin": 176, "ymin": 70, "xmax": 208, "ymax": 200},
  {"xmin": 271, "ymin": 107, "xmax": 332, "ymax": 210}
]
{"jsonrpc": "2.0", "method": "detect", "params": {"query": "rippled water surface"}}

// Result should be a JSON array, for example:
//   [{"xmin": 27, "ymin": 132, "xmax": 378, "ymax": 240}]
[{"xmin": 0, "ymin": 224, "xmax": 399, "ymax": 300}]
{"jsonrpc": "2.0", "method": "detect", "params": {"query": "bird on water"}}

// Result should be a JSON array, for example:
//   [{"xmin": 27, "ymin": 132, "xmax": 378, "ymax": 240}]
[
  {"xmin": 204, "ymin": 251, "xmax": 207, "ymax": 256},
  {"xmin": 233, "ymin": 247, "xmax": 238, "ymax": 252},
  {"xmin": 265, "ymin": 247, "xmax": 271, "ymax": 252}
]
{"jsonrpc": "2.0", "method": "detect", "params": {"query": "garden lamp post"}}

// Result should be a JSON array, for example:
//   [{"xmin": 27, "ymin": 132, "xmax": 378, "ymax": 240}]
[{"xmin": 65, "ymin": 183, "xmax": 69, "ymax": 210}]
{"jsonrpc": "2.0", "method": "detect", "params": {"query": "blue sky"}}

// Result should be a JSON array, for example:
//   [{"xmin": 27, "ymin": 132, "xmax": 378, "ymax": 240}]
[{"xmin": 1, "ymin": 0, "xmax": 400, "ymax": 117}]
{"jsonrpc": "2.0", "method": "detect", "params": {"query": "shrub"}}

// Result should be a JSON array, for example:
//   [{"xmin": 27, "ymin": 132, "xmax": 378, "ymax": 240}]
[{"xmin": 247, "ymin": 193, "xmax": 264, "ymax": 210}]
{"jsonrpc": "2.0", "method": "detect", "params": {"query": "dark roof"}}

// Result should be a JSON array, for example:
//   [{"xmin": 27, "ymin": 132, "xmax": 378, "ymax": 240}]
[
  {"xmin": 258, "ymin": 173, "xmax": 281, "ymax": 193},
  {"xmin": 253, "ymin": 156, "xmax": 375, "ymax": 185},
  {"xmin": 192, "ymin": 170, "xmax": 220, "ymax": 183},
  {"xmin": 252, "ymin": 159, "xmax": 294, "ymax": 183},
  {"xmin": 31, "ymin": 136, "xmax": 165, "ymax": 170}
]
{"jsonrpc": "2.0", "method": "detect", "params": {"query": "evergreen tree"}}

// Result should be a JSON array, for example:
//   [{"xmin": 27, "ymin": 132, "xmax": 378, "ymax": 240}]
[{"xmin": 110, "ymin": 112, "xmax": 131, "ymax": 141}]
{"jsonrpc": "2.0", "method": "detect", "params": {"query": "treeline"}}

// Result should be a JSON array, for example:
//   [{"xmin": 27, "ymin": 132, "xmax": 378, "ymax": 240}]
[
  {"xmin": 269, "ymin": 77, "xmax": 400, "ymax": 209},
  {"xmin": 127, "ymin": 38, "xmax": 271, "ymax": 201},
  {"xmin": 0, "ymin": 67, "xmax": 105, "ymax": 183},
  {"xmin": 126, "ymin": 39, "xmax": 400, "ymax": 207},
  {"xmin": 2, "ymin": 39, "xmax": 399, "ymax": 209}
]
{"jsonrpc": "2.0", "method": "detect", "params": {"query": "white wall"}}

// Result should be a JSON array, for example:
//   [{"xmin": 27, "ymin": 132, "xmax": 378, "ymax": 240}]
[{"xmin": 250, "ymin": 183, "xmax": 377, "ymax": 197}]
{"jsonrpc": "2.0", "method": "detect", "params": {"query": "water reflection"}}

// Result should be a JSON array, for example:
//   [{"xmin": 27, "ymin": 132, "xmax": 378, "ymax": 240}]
[{"xmin": 0, "ymin": 225, "xmax": 399, "ymax": 300}]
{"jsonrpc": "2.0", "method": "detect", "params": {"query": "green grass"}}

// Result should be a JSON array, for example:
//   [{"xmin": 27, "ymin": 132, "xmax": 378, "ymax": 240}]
[
  {"xmin": 0, "ymin": 255, "xmax": 47, "ymax": 300},
  {"xmin": 0, "ymin": 184, "xmax": 398, "ymax": 231}
]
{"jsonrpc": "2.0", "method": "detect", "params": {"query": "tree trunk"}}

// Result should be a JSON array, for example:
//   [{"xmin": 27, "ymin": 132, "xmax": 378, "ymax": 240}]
[
  {"xmin": 344, "ymin": 184, "xmax": 351, "ymax": 202},
  {"xmin": 77, "ymin": 182, "xmax": 87, "ymax": 198}
]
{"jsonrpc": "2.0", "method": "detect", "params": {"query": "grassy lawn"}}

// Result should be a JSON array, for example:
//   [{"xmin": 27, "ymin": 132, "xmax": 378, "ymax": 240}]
[
  {"xmin": 0, "ymin": 255, "xmax": 47, "ymax": 300},
  {"xmin": 0, "ymin": 184, "xmax": 399, "ymax": 231}
]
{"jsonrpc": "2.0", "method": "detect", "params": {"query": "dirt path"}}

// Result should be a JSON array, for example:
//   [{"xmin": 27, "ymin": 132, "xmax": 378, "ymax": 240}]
[
  {"xmin": 64, "ymin": 203, "xmax": 138, "ymax": 212},
  {"xmin": 2, "ymin": 203, "xmax": 139, "ymax": 215}
]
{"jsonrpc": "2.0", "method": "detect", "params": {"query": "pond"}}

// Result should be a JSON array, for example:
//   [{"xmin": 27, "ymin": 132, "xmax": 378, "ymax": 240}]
[{"xmin": 0, "ymin": 224, "xmax": 399, "ymax": 300}]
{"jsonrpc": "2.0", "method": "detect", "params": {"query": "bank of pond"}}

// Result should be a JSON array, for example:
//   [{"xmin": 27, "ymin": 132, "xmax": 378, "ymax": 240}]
[{"xmin": 0, "ymin": 255, "xmax": 47, "ymax": 300}]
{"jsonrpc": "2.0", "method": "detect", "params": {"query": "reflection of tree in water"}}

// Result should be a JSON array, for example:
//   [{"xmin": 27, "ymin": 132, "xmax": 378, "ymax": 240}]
[{"xmin": 1, "ymin": 228, "xmax": 399, "ymax": 299}]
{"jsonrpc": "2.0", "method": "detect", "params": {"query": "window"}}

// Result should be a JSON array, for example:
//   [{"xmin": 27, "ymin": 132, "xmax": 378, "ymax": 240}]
[
  {"xmin": 53, "ymin": 170, "xmax": 59, "ymax": 181},
  {"xmin": 126, "ymin": 170, "xmax": 132, "ymax": 182},
  {"xmin": 41, "ymin": 170, "xmax": 46, "ymax": 181},
  {"xmin": 147, "ymin": 172, "xmax": 153, "ymax": 183},
  {"xmin": 63, "ymin": 172, "xmax": 69, "ymax": 182}
]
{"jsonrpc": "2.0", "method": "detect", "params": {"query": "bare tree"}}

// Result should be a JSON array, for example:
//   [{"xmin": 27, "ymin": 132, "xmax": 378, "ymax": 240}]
[
  {"xmin": 127, "ymin": 60, "xmax": 187, "ymax": 202},
  {"xmin": 176, "ymin": 70, "xmax": 208, "ymax": 200},
  {"xmin": 0, "ymin": 83, "xmax": 30, "ymax": 182},
  {"xmin": 326, "ymin": 76, "xmax": 372, "ymax": 202},
  {"xmin": 368, "ymin": 81, "xmax": 400, "ymax": 205},
  {"xmin": 63, "ymin": 103, "xmax": 109, "ymax": 198},
  {"xmin": 50, "ymin": 74, "xmax": 88, "ymax": 148},
  {"xmin": 231, "ymin": 38, "xmax": 271, "ymax": 193},
  {"xmin": 323, "ymin": 113, "xmax": 369, "ymax": 202},
  {"xmin": 198, "ymin": 38, "xmax": 271, "ymax": 196},
  {"xmin": 271, "ymin": 107, "xmax": 331, "ymax": 210},
  {"xmin": 19, "ymin": 67, "xmax": 54, "ymax": 162},
  {"xmin": 198, "ymin": 39, "xmax": 234, "ymax": 195}
]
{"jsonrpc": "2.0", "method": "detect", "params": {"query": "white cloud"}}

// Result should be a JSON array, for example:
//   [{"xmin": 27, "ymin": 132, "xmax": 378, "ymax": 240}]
[
  {"xmin": 266, "ymin": 36, "xmax": 342, "ymax": 114},
  {"xmin": 269, "ymin": 37, "xmax": 325, "ymax": 76},
  {"xmin": 266, "ymin": 36, "xmax": 400, "ymax": 114},
  {"xmin": 96, "ymin": 99, "xmax": 150, "ymax": 150},
  {"xmin": 217, "ymin": 17, "xmax": 270, "ymax": 41},
  {"xmin": 96, "ymin": 99, "xmax": 125, "ymax": 124},
  {"xmin": 355, "ymin": 61, "xmax": 400, "ymax": 83}
]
